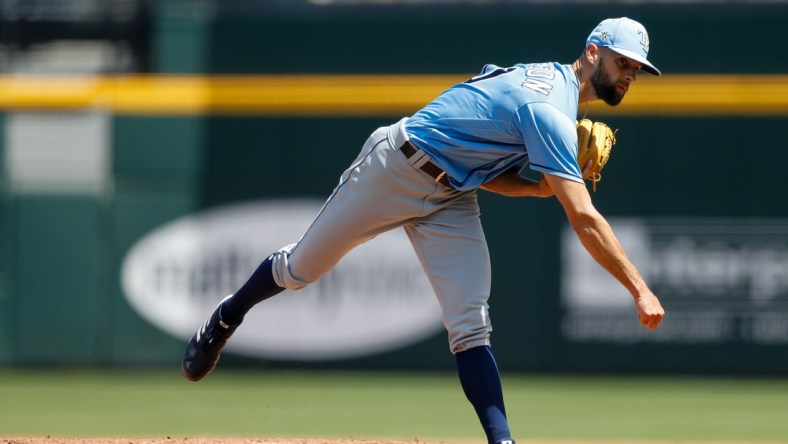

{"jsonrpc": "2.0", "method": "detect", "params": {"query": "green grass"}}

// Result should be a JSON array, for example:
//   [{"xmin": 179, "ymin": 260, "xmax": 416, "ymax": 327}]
[{"xmin": 0, "ymin": 370, "xmax": 787, "ymax": 442}]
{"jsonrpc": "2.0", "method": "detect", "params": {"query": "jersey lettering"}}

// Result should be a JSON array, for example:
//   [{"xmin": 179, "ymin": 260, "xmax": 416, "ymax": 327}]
[
  {"xmin": 522, "ymin": 64, "xmax": 556, "ymax": 96},
  {"xmin": 525, "ymin": 67, "xmax": 556, "ymax": 80},
  {"xmin": 522, "ymin": 78, "xmax": 553, "ymax": 95}
]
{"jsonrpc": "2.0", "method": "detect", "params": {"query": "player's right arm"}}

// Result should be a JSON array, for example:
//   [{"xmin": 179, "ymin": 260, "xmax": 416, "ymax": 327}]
[
  {"xmin": 481, "ymin": 160, "xmax": 596, "ymax": 198},
  {"xmin": 543, "ymin": 172, "xmax": 665, "ymax": 330},
  {"xmin": 480, "ymin": 169, "xmax": 553, "ymax": 197}
]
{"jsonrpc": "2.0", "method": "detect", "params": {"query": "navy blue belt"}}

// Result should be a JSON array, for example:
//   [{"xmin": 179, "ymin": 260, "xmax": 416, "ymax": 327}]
[{"xmin": 400, "ymin": 141, "xmax": 452, "ymax": 188}]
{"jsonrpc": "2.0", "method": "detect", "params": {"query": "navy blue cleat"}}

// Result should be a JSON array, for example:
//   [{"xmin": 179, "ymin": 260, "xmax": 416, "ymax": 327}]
[{"xmin": 181, "ymin": 296, "xmax": 239, "ymax": 382}]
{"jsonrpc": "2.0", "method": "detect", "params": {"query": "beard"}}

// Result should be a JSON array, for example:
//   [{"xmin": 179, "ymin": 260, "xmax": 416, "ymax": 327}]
[{"xmin": 590, "ymin": 61, "xmax": 625, "ymax": 106}]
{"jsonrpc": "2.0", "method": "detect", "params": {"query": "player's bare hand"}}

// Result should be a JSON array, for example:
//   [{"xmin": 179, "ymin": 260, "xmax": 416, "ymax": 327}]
[{"xmin": 634, "ymin": 291, "xmax": 665, "ymax": 330}]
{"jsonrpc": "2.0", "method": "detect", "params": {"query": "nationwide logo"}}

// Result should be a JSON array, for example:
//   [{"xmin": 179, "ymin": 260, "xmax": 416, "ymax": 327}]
[{"xmin": 121, "ymin": 199, "xmax": 443, "ymax": 360}]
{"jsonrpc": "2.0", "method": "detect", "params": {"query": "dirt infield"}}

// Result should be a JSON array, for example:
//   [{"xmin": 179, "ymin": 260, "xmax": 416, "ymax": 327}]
[
  {"xmin": 0, "ymin": 439, "xmax": 442, "ymax": 444},
  {"xmin": 3, "ymin": 439, "xmax": 782, "ymax": 444},
  {"xmin": 0, "ymin": 439, "xmax": 608, "ymax": 443}
]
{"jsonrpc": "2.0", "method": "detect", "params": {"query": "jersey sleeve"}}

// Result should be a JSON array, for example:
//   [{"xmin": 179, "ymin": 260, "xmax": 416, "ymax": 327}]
[{"xmin": 517, "ymin": 102, "xmax": 583, "ymax": 183}]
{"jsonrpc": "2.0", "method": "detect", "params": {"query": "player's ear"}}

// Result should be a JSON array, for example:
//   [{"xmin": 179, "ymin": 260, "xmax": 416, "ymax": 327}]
[{"xmin": 585, "ymin": 43, "xmax": 601, "ymax": 65}]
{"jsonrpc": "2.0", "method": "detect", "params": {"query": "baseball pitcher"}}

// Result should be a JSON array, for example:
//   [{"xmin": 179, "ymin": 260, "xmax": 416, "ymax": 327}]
[{"xmin": 182, "ymin": 17, "xmax": 665, "ymax": 444}]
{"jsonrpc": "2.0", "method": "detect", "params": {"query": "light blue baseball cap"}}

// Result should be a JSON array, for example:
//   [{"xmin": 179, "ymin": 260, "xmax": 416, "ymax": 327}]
[{"xmin": 587, "ymin": 17, "xmax": 661, "ymax": 76}]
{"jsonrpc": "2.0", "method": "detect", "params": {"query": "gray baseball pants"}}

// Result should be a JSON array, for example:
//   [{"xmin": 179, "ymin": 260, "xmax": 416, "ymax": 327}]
[{"xmin": 270, "ymin": 118, "xmax": 493, "ymax": 354}]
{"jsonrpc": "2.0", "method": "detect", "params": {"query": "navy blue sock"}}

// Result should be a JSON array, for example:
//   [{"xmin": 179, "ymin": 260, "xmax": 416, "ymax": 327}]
[
  {"xmin": 220, "ymin": 256, "xmax": 284, "ymax": 325},
  {"xmin": 456, "ymin": 346, "xmax": 514, "ymax": 444}
]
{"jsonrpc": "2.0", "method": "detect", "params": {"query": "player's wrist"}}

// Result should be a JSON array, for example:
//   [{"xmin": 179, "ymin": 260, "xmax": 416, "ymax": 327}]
[{"xmin": 629, "ymin": 281, "xmax": 653, "ymax": 301}]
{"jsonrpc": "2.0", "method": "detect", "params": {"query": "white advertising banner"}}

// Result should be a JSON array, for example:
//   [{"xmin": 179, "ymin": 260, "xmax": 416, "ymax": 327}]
[
  {"xmin": 561, "ymin": 218, "xmax": 788, "ymax": 344},
  {"xmin": 121, "ymin": 199, "xmax": 443, "ymax": 360}
]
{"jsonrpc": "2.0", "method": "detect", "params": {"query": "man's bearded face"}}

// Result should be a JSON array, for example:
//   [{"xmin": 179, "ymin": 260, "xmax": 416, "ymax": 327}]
[{"xmin": 590, "ymin": 57, "xmax": 624, "ymax": 106}]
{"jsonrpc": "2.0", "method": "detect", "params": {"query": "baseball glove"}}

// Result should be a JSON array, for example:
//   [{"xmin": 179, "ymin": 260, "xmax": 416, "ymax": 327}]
[{"xmin": 576, "ymin": 119, "xmax": 617, "ymax": 191}]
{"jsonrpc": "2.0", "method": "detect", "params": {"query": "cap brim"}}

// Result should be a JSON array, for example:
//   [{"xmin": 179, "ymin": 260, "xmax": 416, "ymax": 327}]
[{"xmin": 607, "ymin": 46, "xmax": 661, "ymax": 76}]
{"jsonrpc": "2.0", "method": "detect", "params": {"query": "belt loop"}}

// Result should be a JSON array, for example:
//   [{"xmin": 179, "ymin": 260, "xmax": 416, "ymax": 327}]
[
  {"xmin": 411, "ymin": 151, "xmax": 430, "ymax": 168},
  {"xmin": 398, "ymin": 139, "xmax": 454, "ymax": 189},
  {"xmin": 387, "ymin": 117, "xmax": 409, "ymax": 150}
]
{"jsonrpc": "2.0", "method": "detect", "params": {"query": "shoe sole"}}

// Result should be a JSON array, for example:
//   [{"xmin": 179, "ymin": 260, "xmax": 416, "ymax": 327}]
[{"xmin": 181, "ymin": 366, "xmax": 207, "ymax": 382}]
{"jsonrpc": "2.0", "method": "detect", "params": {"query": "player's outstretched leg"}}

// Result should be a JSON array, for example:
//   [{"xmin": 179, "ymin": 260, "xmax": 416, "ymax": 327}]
[
  {"xmin": 181, "ymin": 256, "xmax": 284, "ymax": 381},
  {"xmin": 456, "ymin": 345, "xmax": 515, "ymax": 444}
]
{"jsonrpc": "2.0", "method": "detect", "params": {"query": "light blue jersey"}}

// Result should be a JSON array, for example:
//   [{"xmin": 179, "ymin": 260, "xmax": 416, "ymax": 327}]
[{"xmin": 405, "ymin": 62, "xmax": 582, "ymax": 191}]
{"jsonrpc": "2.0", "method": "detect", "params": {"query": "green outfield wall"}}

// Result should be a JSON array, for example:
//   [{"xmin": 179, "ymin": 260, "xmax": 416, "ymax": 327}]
[{"xmin": 2, "ymin": 2, "xmax": 788, "ymax": 373}]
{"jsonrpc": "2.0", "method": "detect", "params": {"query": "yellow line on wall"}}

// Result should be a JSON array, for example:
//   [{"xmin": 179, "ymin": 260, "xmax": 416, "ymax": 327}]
[{"xmin": 0, "ymin": 74, "xmax": 786, "ymax": 116}]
